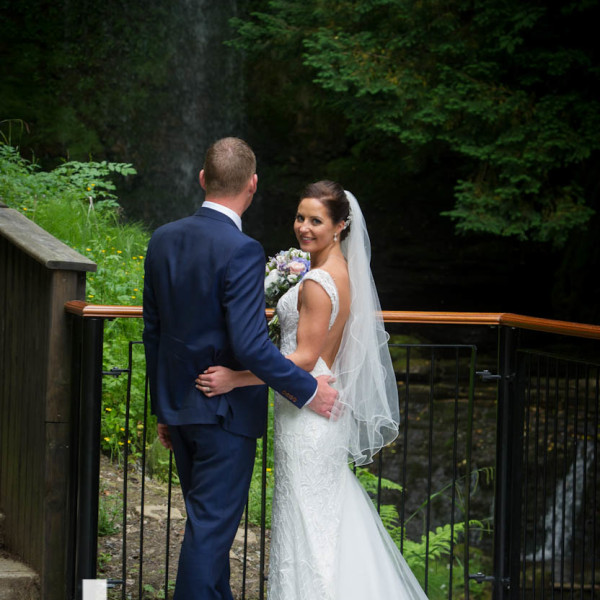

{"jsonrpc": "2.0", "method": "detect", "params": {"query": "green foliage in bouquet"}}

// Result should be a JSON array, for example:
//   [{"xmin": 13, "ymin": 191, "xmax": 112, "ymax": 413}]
[{"xmin": 264, "ymin": 248, "xmax": 310, "ymax": 344}]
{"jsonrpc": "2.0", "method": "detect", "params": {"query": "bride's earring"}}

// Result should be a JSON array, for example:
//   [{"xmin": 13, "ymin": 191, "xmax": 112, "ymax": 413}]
[{"xmin": 334, "ymin": 232, "xmax": 338, "ymax": 242}]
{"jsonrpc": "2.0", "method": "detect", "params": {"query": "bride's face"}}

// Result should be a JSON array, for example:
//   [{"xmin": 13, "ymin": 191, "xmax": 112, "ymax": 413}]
[{"xmin": 294, "ymin": 197, "xmax": 340, "ymax": 253}]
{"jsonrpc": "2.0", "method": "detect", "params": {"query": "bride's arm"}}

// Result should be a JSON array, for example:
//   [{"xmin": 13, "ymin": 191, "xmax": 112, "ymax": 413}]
[
  {"xmin": 196, "ymin": 279, "xmax": 332, "ymax": 396},
  {"xmin": 195, "ymin": 366, "xmax": 262, "ymax": 396}
]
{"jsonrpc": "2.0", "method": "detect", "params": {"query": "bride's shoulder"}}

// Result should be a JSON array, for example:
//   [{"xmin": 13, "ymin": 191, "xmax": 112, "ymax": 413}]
[{"xmin": 306, "ymin": 264, "xmax": 349, "ymax": 295}]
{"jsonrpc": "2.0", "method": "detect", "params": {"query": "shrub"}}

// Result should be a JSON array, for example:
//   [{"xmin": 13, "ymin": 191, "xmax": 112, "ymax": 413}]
[{"xmin": 0, "ymin": 142, "xmax": 153, "ymax": 458}]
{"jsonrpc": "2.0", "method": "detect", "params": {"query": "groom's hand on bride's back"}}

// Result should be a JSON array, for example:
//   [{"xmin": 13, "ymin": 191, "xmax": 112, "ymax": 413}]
[{"xmin": 308, "ymin": 375, "xmax": 338, "ymax": 419}]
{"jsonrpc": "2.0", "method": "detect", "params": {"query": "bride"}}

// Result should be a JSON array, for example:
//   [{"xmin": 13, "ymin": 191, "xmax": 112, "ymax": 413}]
[{"xmin": 196, "ymin": 181, "xmax": 428, "ymax": 599}]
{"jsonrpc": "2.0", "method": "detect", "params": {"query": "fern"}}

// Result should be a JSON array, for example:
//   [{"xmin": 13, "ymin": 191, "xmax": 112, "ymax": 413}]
[
  {"xmin": 356, "ymin": 465, "xmax": 492, "ymax": 598},
  {"xmin": 355, "ymin": 466, "xmax": 403, "ymax": 494}
]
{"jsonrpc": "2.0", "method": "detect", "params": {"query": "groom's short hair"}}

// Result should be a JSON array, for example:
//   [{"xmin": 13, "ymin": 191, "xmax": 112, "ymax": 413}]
[{"xmin": 203, "ymin": 137, "xmax": 256, "ymax": 197}]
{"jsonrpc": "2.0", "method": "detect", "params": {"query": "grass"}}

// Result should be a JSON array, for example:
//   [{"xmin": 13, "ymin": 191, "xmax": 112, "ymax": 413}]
[{"xmin": 1, "ymin": 142, "xmax": 153, "ymax": 459}]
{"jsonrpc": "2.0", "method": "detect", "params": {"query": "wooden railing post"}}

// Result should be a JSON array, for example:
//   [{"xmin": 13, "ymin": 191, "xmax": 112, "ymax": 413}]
[{"xmin": 0, "ymin": 204, "xmax": 96, "ymax": 599}]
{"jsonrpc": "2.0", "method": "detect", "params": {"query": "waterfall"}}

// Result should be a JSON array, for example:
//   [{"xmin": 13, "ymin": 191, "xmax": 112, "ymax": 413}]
[
  {"xmin": 528, "ymin": 441, "xmax": 595, "ymax": 562},
  {"xmin": 120, "ymin": 0, "xmax": 245, "ymax": 226}
]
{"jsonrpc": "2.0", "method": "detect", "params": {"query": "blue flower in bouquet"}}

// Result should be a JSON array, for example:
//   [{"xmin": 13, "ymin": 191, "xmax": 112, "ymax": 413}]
[{"xmin": 264, "ymin": 248, "xmax": 310, "ymax": 308}]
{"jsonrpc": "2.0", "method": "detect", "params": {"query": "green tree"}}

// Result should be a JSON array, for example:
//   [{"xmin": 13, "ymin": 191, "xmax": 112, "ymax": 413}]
[{"xmin": 231, "ymin": 0, "xmax": 600, "ymax": 245}]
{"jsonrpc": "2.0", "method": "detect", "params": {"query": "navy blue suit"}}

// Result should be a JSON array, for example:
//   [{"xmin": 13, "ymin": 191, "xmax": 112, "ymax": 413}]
[{"xmin": 143, "ymin": 206, "xmax": 317, "ymax": 599}]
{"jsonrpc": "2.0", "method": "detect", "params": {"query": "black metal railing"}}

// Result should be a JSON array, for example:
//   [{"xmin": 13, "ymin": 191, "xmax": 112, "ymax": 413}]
[
  {"xmin": 65, "ymin": 304, "xmax": 600, "ymax": 600},
  {"xmin": 517, "ymin": 349, "xmax": 599, "ymax": 598},
  {"xmin": 392, "ymin": 343, "xmax": 479, "ymax": 598},
  {"xmin": 101, "ymin": 339, "xmax": 480, "ymax": 600}
]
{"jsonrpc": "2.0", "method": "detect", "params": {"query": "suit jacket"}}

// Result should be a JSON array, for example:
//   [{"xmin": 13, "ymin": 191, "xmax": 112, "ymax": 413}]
[{"xmin": 143, "ymin": 206, "xmax": 317, "ymax": 438}]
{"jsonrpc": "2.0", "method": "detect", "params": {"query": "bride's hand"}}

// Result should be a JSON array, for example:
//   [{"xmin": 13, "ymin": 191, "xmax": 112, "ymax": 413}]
[{"xmin": 195, "ymin": 366, "xmax": 236, "ymax": 397}]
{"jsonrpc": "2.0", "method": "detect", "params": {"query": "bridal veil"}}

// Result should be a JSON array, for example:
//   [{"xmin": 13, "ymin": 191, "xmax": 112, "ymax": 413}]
[{"xmin": 332, "ymin": 191, "xmax": 400, "ymax": 465}]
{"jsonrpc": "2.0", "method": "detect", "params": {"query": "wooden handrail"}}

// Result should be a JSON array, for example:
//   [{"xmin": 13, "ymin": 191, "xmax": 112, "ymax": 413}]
[
  {"xmin": 64, "ymin": 301, "xmax": 600, "ymax": 340},
  {"xmin": 65, "ymin": 300, "xmax": 143, "ymax": 319}
]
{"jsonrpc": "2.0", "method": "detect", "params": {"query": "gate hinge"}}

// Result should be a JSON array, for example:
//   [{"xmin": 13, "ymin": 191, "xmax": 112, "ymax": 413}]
[
  {"xmin": 102, "ymin": 366, "xmax": 129, "ymax": 377},
  {"xmin": 476, "ymin": 369, "xmax": 515, "ymax": 382},
  {"xmin": 476, "ymin": 369, "xmax": 501, "ymax": 381},
  {"xmin": 469, "ymin": 572, "xmax": 510, "ymax": 588}
]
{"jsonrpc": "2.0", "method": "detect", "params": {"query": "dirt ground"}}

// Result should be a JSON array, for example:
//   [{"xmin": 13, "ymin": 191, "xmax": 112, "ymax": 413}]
[{"xmin": 97, "ymin": 455, "xmax": 266, "ymax": 599}]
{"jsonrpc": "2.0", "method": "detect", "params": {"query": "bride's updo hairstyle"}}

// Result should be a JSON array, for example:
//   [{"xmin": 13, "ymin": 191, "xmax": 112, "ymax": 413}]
[{"xmin": 301, "ymin": 180, "xmax": 351, "ymax": 241}]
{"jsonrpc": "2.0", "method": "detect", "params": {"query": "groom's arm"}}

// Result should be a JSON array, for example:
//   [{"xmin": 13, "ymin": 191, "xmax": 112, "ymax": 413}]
[{"xmin": 223, "ymin": 239, "xmax": 317, "ymax": 407}]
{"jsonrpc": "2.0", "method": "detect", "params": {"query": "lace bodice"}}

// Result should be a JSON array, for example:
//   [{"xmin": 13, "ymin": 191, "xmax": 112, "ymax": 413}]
[{"xmin": 277, "ymin": 268, "xmax": 339, "ymax": 359}]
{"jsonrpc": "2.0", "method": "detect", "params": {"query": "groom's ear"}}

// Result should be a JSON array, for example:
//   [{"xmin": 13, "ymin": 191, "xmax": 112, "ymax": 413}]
[
  {"xmin": 249, "ymin": 173, "xmax": 258, "ymax": 195},
  {"xmin": 199, "ymin": 169, "xmax": 207, "ymax": 191}
]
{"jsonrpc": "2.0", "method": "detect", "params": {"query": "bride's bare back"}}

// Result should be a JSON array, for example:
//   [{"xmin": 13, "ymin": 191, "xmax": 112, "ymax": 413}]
[{"xmin": 296, "ymin": 256, "xmax": 350, "ymax": 370}]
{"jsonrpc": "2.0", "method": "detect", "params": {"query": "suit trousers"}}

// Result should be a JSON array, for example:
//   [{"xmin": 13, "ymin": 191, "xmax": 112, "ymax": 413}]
[{"xmin": 169, "ymin": 424, "xmax": 257, "ymax": 600}]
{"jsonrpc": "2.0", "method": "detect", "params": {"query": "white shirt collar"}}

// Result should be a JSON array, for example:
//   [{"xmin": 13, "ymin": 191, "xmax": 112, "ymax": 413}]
[{"xmin": 202, "ymin": 200, "xmax": 242, "ymax": 231}]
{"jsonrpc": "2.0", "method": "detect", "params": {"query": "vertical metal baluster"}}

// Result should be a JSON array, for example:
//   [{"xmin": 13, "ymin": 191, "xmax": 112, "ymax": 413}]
[
  {"xmin": 448, "ymin": 347, "xmax": 459, "ymax": 600},
  {"xmin": 522, "ymin": 354, "xmax": 532, "ymax": 600},
  {"xmin": 165, "ymin": 451, "xmax": 174, "ymax": 599},
  {"xmin": 550, "ymin": 359, "xmax": 561, "ymax": 600},
  {"xmin": 424, "ymin": 348, "xmax": 436, "ymax": 595},
  {"xmin": 570, "ymin": 365, "xmax": 580, "ymax": 599},
  {"xmin": 241, "ymin": 502, "xmax": 249, "ymax": 600},
  {"xmin": 259, "ymin": 408, "xmax": 269, "ymax": 600},
  {"xmin": 138, "ymin": 344, "xmax": 148, "ymax": 600},
  {"xmin": 558, "ymin": 364, "xmax": 570, "ymax": 596},
  {"xmin": 463, "ymin": 346, "xmax": 476, "ymax": 600},
  {"xmin": 581, "ymin": 366, "xmax": 590, "ymax": 599},
  {"xmin": 591, "ymin": 368, "xmax": 598, "ymax": 600},
  {"xmin": 120, "ymin": 343, "xmax": 133, "ymax": 600},
  {"xmin": 400, "ymin": 346, "xmax": 410, "ymax": 554},
  {"xmin": 376, "ymin": 449, "xmax": 384, "ymax": 514},
  {"xmin": 531, "ymin": 355, "xmax": 545, "ymax": 598},
  {"xmin": 541, "ymin": 355, "xmax": 551, "ymax": 597}
]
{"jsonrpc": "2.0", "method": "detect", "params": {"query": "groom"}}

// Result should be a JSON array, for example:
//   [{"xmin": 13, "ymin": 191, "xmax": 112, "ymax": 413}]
[{"xmin": 143, "ymin": 137, "xmax": 337, "ymax": 599}]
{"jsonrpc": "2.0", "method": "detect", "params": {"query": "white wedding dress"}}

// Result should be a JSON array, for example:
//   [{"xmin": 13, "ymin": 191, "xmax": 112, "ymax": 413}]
[{"xmin": 269, "ymin": 268, "xmax": 428, "ymax": 600}]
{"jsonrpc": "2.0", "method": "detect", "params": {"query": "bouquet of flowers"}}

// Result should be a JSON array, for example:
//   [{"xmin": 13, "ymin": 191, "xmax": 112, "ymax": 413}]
[{"xmin": 264, "ymin": 248, "xmax": 310, "ymax": 344}]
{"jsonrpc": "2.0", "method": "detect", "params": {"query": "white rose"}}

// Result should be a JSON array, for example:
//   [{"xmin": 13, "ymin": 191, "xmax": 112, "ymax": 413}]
[{"xmin": 264, "ymin": 269, "xmax": 281, "ymax": 292}]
